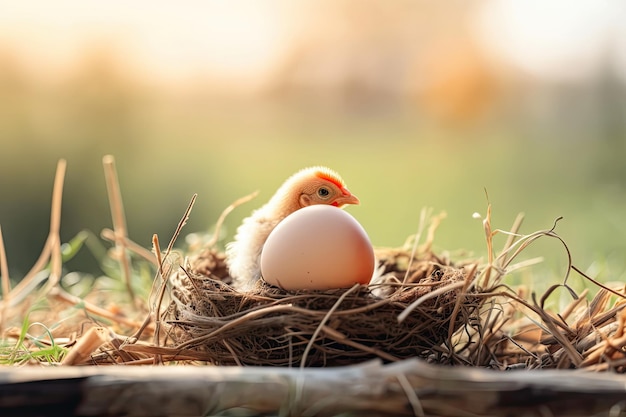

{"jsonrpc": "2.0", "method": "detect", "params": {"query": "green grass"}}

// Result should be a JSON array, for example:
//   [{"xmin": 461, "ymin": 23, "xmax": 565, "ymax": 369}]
[{"xmin": 0, "ymin": 303, "xmax": 67, "ymax": 366}]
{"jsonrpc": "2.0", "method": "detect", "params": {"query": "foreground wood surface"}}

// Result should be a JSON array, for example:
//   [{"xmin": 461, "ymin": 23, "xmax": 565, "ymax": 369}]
[{"xmin": 1, "ymin": 359, "xmax": 626, "ymax": 417}]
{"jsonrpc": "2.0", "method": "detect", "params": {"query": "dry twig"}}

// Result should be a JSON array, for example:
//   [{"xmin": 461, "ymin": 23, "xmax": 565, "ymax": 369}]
[{"xmin": 102, "ymin": 155, "xmax": 136, "ymax": 305}]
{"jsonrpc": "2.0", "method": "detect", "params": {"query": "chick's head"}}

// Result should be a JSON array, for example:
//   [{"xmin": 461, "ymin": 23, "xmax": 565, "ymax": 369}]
[{"xmin": 271, "ymin": 166, "xmax": 359, "ymax": 215}]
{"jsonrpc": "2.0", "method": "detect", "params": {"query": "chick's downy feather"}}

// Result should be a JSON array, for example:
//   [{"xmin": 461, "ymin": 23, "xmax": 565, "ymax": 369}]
[{"xmin": 226, "ymin": 166, "xmax": 359, "ymax": 289}]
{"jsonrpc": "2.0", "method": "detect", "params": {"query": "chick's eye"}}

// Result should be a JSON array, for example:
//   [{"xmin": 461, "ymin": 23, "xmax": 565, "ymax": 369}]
[{"xmin": 317, "ymin": 187, "xmax": 331, "ymax": 199}]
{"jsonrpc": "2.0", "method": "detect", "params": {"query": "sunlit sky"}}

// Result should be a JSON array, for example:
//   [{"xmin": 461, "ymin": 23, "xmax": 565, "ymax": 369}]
[
  {"xmin": 0, "ymin": 0, "xmax": 297, "ymax": 89},
  {"xmin": 1, "ymin": 0, "xmax": 625, "ymax": 86},
  {"xmin": 473, "ymin": 0, "xmax": 626, "ymax": 82}
]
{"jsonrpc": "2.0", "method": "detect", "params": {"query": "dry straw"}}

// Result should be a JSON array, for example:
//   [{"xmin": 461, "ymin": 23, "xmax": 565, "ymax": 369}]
[
  {"xmin": 127, "ymin": 195, "xmax": 626, "ymax": 371},
  {"xmin": 2, "ymin": 158, "xmax": 626, "ymax": 375}
]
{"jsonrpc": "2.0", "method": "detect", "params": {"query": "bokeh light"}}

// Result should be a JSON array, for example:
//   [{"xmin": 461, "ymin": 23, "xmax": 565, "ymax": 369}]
[{"xmin": 0, "ymin": 1, "xmax": 624, "ymax": 282}]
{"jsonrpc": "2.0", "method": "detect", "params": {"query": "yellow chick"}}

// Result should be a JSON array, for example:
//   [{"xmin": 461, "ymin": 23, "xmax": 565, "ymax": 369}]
[{"xmin": 226, "ymin": 166, "xmax": 359, "ymax": 289}]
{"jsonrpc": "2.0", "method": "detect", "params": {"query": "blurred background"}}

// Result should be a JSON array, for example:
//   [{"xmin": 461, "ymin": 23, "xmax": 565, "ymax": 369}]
[{"xmin": 0, "ymin": 0, "xmax": 625, "ymax": 283}]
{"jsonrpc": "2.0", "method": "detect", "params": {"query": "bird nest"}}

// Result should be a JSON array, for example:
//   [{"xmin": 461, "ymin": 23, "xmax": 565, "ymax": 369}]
[{"xmin": 162, "ymin": 245, "xmax": 483, "ymax": 367}]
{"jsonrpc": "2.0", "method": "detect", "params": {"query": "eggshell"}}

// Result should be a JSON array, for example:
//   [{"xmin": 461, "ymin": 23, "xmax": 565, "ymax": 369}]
[{"xmin": 260, "ymin": 205, "xmax": 375, "ymax": 290}]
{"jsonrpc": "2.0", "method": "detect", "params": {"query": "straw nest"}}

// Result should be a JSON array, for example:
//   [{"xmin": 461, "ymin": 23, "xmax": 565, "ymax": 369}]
[
  {"xmin": 74, "ymin": 211, "xmax": 626, "ymax": 373},
  {"xmin": 162, "ymin": 246, "xmax": 482, "ymax": 367}
]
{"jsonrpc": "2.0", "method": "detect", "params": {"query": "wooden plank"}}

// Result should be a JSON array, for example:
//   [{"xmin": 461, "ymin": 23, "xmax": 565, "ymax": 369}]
[{"xmin": 1, "ymin": 359, "xmax": 626, "ymax": 416}]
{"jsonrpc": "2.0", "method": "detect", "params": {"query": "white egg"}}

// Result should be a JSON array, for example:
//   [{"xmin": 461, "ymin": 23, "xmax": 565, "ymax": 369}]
[{"xmin": 260, "ymin": 205, "xmax": 375, "ymax": 290}]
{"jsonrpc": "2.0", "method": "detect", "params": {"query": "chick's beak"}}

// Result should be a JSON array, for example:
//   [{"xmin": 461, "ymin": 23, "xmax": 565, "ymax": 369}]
[{"xmin": 334, "ymin": 188, "xmax": 360, "ymax": 207}]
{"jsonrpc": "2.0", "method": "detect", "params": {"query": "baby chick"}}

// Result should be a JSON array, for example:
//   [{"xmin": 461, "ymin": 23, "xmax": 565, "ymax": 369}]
[{"xmin": 226, "ymin": 166, "xmax": 359, "ymax": 289}]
